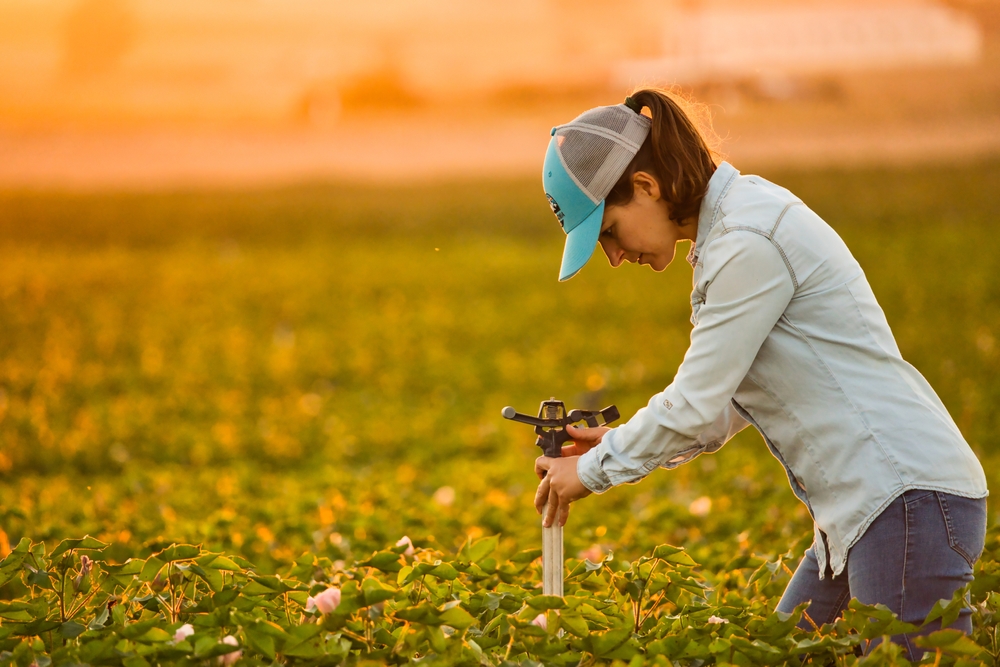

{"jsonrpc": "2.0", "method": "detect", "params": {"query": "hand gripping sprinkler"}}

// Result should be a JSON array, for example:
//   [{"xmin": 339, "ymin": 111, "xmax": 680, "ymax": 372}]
[{"xmin": 501, "ymin": 399, "xmax": 620, "ymax": 596}]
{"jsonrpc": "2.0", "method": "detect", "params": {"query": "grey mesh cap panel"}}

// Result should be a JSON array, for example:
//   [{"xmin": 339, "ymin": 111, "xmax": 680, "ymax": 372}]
[{"xmin": 552, "ymin": 104, "xmax": 652, "ymax": 203}]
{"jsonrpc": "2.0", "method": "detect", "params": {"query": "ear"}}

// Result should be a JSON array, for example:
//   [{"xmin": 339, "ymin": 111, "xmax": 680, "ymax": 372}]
[{"xmin": 631, "ymin": 171, "xmax": 662, "ymax": 201}]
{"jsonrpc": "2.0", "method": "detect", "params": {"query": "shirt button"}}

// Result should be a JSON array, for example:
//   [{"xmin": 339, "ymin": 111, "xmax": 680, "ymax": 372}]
[{"xmin": 663, "ymin": 399, "xmax": 673, "ymax": 409}]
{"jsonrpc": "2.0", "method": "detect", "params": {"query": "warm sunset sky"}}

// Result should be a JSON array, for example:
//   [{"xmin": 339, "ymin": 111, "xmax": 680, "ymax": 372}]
[
  {"xmin": 1, "ymin": 1, "xmax": 995, "ymax": 187},
  {"xmin": 0, "ymin": 0, "xmax": 988, "ymax": 128}
]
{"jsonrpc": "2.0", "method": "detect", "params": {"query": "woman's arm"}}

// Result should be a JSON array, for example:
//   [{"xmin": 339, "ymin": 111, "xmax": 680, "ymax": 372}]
[{"xmin": 577, "ymin": 230, "xmax": 794, "ymax": 493}]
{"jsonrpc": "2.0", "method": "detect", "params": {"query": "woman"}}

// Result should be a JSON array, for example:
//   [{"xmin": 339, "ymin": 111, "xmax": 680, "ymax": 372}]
[{"xmin": 534, "ymin": 89, "xmax": 988, "ymax": 658}]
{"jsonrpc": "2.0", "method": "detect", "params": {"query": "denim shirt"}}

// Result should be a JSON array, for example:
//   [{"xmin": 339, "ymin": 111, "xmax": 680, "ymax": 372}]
[{"xmin": 576, "ymin": 161, "xmax": 989, "ymax": 578}]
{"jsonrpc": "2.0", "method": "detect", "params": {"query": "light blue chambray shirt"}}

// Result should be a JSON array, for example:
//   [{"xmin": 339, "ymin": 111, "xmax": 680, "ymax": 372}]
[{"xmin": 576, "ymin": 161, "xmax": 988, "ymax": 578}]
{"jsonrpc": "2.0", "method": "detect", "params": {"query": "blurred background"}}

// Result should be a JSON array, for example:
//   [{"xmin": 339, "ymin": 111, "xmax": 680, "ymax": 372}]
[
  {"xmin": 0, "ymin": 0, "xmax": 998, "ymax": 569},
  {"xmin": 1, "ymin": 0, "xmax": 998, "ymax": 188}
]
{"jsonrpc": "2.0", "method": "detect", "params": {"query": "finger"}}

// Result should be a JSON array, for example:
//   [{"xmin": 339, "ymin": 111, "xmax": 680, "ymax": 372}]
[
  {"xmin": 558, "ymin": 500, "xmax": 571, "ymax": 527},
  {"xmin": 561, "ymin": 444, "xmax": 581, "ymax": 457},
  {"xmin": 534, "ymin": 477, "xmax": 550, "ymax": 514},
  {"xmin": 543, "ymin": 487, "xmax": 559, "ymax": 528},
  {"xmin": 535, "ymin": 456, "xmax": 552, "ymax": 480},
  {"xmin": 566, "ymin": 424, "xmax": 595, "ymax": 442}
]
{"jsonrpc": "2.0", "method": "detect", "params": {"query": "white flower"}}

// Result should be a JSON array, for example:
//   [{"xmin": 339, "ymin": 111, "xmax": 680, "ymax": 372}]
[
  {"xmin": 707, "ymin": 615, "xmax": 729, "ymax": 625},
  {"xmin": 433, "ymin": 486, "xmax": 456, "ymax": 506},
  {"xmin": 396, "ymin": 535, "xmax": 415, "ymax": 557},
  {"xmin": 217, "ymin": 635, "xmax": 241, "ymax": 666},
  {"xmin": 173, "ymin": 623, "xmax": 195, "ymax": 643},
  {"xmin": 531, "ymin": 613, "xmax": 547, "ymax": 630},
  {"xmin": 689, "ymin": 496, "xmax": 713, "ymax": 517},
  {"xmin": 305, "ymin": 586, "xmax": 342, "ymax": 614}
]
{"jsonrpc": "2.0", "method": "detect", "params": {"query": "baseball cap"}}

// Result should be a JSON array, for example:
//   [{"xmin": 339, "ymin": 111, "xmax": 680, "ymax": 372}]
[{"xmin": 543, "ymin": 99, "xmax": 652, "ymax": 281}]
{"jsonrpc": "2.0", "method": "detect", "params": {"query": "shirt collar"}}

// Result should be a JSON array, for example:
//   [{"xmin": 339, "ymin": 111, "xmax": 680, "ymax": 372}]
[{"xmin": 687, "ymin": 161, "xmax": 740, "ymax": 267}]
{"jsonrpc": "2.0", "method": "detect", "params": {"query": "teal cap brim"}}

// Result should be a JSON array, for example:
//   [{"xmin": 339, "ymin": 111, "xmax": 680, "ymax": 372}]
[{"xmin": 558, "ymin": 200, "xmax": 605, "ymax": 281}]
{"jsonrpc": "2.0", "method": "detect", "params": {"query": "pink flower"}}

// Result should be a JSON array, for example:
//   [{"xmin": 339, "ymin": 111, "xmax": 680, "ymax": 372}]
[
  {"xmin": 218, "ymin": 635, "xmax": 241, "ymax": 666},
  {"xmin": 173, "ymin": 623, "xmax": 195, "ymax": 643},
  {"xmin": 532, "ymin": 613, "xmax": 547, "ymax": 630},
  {"xmin": 707, "ymin": 615, "xmax": 728, "ymax": 625},
  {"xmin": 578, "ymin": 544, "xmax": 604, "ymax": 563},
  {"xmin": 306, "ymin": 586, "xmax": 342, "ymax": 614},
  {"xmin": 396, "ymin": 535, "xmax": 415, "ymax": 557}
]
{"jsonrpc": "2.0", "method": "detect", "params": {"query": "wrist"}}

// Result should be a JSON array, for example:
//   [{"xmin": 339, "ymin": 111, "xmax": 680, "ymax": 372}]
[{"xmin": 576, "ymin": 445, "xmax": 613, "ymax": 494}]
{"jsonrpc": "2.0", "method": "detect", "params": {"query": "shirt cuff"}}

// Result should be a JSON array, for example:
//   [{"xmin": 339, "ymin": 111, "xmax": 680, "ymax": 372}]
[{"xmin": 576, "ymin": 429, "xmax": 616, "ymax": 494}]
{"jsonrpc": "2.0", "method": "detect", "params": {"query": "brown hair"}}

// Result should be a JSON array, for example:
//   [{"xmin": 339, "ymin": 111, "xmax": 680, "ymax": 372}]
[{"xmin": 605, "ymin": 88, "xmax": 721, "ymax": 225}]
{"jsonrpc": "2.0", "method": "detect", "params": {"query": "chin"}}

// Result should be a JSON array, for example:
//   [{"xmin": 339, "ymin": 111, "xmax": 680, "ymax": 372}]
[{"xmin": 651, "ymin": 254, "xmax": 674, "ymax": 272}]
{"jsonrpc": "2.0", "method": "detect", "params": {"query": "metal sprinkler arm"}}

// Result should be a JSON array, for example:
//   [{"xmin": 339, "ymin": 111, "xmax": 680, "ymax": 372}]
[{"xmin": 501, "ymin": 401, "xmax": 621, "ymax": 458}]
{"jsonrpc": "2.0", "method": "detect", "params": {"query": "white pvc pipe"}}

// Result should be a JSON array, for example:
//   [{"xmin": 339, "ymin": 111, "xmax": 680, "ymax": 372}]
[{"xmin": 542, "ymin": 503, "xmax": 564, "ymax": 596}]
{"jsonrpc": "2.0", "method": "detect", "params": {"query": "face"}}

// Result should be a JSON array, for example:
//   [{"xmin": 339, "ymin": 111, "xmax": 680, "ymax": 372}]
[{"xmin": 598, "ymin": 172, "xmax": 696, "ymax": 272}]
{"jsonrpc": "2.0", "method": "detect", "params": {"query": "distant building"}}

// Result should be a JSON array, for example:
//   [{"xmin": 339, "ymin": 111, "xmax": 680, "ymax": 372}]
[
  {"xmin": 0, "ymin": 0, "xmax": 984, "ymax": 126},
  {"xmin": 616, "ymin": 2, "xmax": 981, "ymax": 87}
]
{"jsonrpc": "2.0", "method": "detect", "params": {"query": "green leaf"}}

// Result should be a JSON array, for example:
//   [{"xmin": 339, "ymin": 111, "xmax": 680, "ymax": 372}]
[
  {"xmin": 589, "ymin": 626, "xmax": 633, "ymax": 658},
  {"xmin": 138, "ymin": 557, "xmax": 165, "ymax": 582},
  {"xmin": 241, "ymin": 575, "xmax": 292, "ymax": 596},
  {"xmin": 0, "ymin": 608, "xmax": 33, "ymax": 622},
  {"xmin": 923, "ymin": 590, "xmax": 967, "ymax": 629},
  {"xmin": 526, "ymin": 595, "xmax": 566, "ymax": 610},
  {"xmin": 559, "ymin": 613, "xmax": 590, "ymax": 638},
  {"xmin": 0, "ymin": 538, "xmax": 32, "ymax": 588},
  {"xmin": 461, "ymin": 535, "xmax": 499, "ymax": 563},
  {"xmin": 509, "ymin": 548, "xmax": 542, "ymax": 564},
  {"xmin": 654, "ymin": 546, "xmax": 696, "ymax": 566},
  {"xmin": 195, "ymin": 553, "xmax": 242, "ymax": 571},
  {"xmin": 189, "ymin": 564, "xmax": 224, "ymax": 593},
  {"xmin": 59, "ymin": 621, "xmax": 87, "ymax": 639},
  {"xmin": 245, "ymin": 627, "xmax": 277, "ymax": 659},
  {"xmin": 103, "ymin": 559, "xmax": 144, "ymax": 588},
  {"xmin": 49, "ymin": 536, "xmax": 108, "ymax": 560},
  {"xmin": 438, "ymin": 605, "xmax": 476, "ymax": 630},
  {"xmin": 914, "ymin": 630, "xmax": 984, "ymax": 656},
  {"xmin": 154, "ymin": 544, "xmax": 200, "ymax": 563},
  {"xmin": 651, "ymin": 544, "xmax": 685, "ymax": 560},
  {"xmin": 362, "ymin": 577, "xmax": 396, "ymax": 606},
  {"xmin": 120, "ymin": 619, "xmax": 164, "ymax": 639},
  {"xmin": 428, "ymin": 562, "xmax": 459, "ymax": 580},
  {"xmin": 360, "ymin": 550, "xmax": 404, "ymax": 573}
]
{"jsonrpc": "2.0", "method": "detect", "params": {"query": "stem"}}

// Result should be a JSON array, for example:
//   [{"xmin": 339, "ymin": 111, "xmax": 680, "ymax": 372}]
[
  {"xmin": 802, "ymin": 610, "xmax": 821, "ymax": 633},
  {"xmin": 58, "ymin": 568, "xmax": 68, "ymax": 623},
  {"xmin": 165, "ymin": 562, "xmax": 175, "ymax": 623},
  {"xmin": 413, "ymin": 575, "xmax": 425, "ymax": 603},
  {"xmin": 632, "ymin": 566, "xmax": 657, "ymax": 633},
  {"xmin": 638, "ymin": 589, "xmax": 668, "ymax": 629},
  {"xmin": 66, "ymin": 587, "xmax": 101, "ymax": 620},
  {"xmin": 503, "ymin": 631, "xmax": 515, "ymax": 662},
  {"xmin": 142, "ymin": 580, "xmax": 170, "ymax": 618}
]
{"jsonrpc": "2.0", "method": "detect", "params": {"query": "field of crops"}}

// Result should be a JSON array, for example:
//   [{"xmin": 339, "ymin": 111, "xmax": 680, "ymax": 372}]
[{"xmin": 1, "ymin": 159, "xmax": 999, "ymax": 665}]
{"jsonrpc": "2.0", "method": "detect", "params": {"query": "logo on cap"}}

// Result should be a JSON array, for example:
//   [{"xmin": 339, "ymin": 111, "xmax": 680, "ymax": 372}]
[{"xmin": 546, "ymin": 193, "xmax": 565, "ymax": 229}]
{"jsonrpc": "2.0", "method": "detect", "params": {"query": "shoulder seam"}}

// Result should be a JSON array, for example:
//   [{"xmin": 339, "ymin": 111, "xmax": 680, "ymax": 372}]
[
  {"xmin": 716, "ymin": 226, "xmax": 800, "ymax": 290},
  {"xmin": 771, "ymin": 201, "xmax": 803, "ymax": 236}
]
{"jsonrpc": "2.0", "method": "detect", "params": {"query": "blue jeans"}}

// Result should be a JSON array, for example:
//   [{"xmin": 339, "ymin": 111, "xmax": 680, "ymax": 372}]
[{"xmin": 776, "ymin": 490, "xmax": 987, "ymax": 660}]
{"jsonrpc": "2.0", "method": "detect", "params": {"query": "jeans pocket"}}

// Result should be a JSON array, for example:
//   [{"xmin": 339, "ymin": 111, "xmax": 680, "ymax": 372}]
[{"xmin": 937, "ymin": 492, "xmax": 988, "ymax": 569}]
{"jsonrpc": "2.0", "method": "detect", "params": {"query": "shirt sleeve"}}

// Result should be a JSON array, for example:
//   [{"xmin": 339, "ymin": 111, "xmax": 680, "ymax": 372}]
[{"xmin": 576, "ymin": 230, "xmax": 794, "ymax": 493}]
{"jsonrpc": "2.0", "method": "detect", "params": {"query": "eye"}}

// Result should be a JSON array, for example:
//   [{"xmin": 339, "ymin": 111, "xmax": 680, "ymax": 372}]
[{"xmin": 601, "ymin": 225, "xmax": 615, "ymax": 238}]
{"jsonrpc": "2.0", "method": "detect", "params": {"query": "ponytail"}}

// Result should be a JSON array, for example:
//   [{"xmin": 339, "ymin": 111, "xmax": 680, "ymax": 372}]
[{"xmin": 606, "ymin": 88, "xmax": 720, "ymax": 225}]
